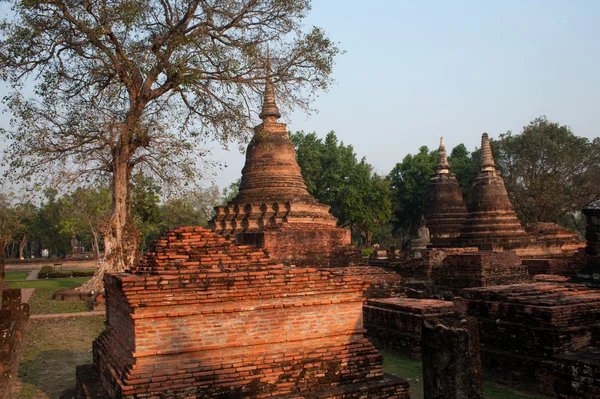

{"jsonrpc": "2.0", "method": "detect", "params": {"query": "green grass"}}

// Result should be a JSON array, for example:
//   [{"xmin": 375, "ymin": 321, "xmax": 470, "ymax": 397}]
[
  {"xmin": 7, "ymin": 277, "xmax": 90, "ymax": 290},
  {"xmin": 11, "ymin": 316, "xmax": 105, "ymax": 399},
  {"xmin": 381, "ymin": 350, "xmax": 535, "ymax": 399},
  {"xmin": 7, "ymin": 277, "xmax": 92, "ymax": 315},
  {"xmin": 27, "ymin": 289, "xmax": 90, "ymax": 314},
  {"xmin": 5, "ymin": 271, "xmax": 29, "ymax": 281}
]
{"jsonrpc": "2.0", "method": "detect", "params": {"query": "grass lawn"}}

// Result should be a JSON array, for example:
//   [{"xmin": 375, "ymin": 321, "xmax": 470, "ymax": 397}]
[
  {"xmin": 8, "ymin": 278, "xmax": 91, "ymax": 314},
  {"xmin": 28, "ymin": 289, "xmax": 90, "ymax": 314},
  {"xmin": 5, "ymin": 271, "xmax": 30, "ymax": 281},
  {"xmin": 7, "ymin": 277, "xmax": 90, "ymax": 290},
  {"xmin": 10, "ymin": 316, "xmax": 105, "ymax": 399},
  {"xmin": 381, "ymin": 350, "xmax": 534, "ymax": 399}
]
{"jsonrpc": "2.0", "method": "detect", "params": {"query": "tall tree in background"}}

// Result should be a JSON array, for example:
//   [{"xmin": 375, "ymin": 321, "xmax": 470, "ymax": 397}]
[
  {"xmin": 291, "ymin": 131, "xmax": 391, "ymax": 246},
  {"xmin": 448, "ymin": 143, "xmax": 474, "ymax": 201},
  {"xmin": 0, "ymin": 1, "xmax": 339, "ymax": 291},
  {"xmin": 388, "ymin": 146, "xmax": 437, "ymax": 240},
  {"xmin": 495, "ymin": 117, "xmax": 600, "ymax": 224}
]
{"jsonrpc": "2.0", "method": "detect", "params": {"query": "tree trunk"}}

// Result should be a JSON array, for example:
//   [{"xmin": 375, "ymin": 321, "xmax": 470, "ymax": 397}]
[
  {"xmin": 19, "ymin": 234, "xmax": 27, "ymax": 260},
  {"xmin": 77, "ymin": 143, "xmax": 139, "ymax": 293},
  {"xmin": 91, "ymin": 230, "xmax": 101, "ymax": 259},
  {"xmin": 0, "ymin": 240, "xmax": 7, "ymax": 289}
]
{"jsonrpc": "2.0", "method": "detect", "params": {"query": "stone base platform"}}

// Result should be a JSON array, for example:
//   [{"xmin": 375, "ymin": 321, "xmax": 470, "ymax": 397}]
[
  {"xmin": 71, "ymin": 363, "xmax": 410, "ymax": 399},
  {"xmin": 464, "ymin": 282, "xmax": 600, "ymax": 397},
  {"xmin": 432, "ymin": 251, "xmax": 529, "ymax": 296},
  {"xmin": 364, "ymin": 298, "xmax": 455, "ymax": 359}
]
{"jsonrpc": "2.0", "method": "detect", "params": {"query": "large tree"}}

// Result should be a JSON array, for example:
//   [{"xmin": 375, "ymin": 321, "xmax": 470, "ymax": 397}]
[
  {"xmin": 0, "ymin": 1, "xmax": 339, "ymax": 291},
  {"xmin": 388, "ymin": 146, "xmax": 437, "ymax": 241},
  {"xmin": 495, "ymin": 117, "xmax": 600, "ymax": 224},
  {"xmin": 291, "ymin": 131, "xmax": 391, "ymax": 246}
]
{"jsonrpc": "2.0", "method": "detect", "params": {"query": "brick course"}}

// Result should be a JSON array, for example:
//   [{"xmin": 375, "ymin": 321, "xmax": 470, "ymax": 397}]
[{"xmin": 80, "ymin": 227, "xmax": 409, "ymax": 398}]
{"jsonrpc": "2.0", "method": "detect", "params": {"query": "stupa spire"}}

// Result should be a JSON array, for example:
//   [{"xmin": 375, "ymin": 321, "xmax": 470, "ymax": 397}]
[
  {"xmin": 435, "ymin": 137, "xmax": 450, "ymax": 174},
  {"xmin": 480, "ymin": 133, "xmax": 496, "ymax": 172},
  {"xmin": 259, "ymin": 50, "xmax": 281, "ymax": 122}
]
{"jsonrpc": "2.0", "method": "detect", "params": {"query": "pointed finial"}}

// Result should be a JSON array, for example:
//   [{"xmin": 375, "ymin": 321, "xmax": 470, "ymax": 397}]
[
  {"xmin": 480, "ymin": 133, "xmax": 496, "ymax": 171},
  {"xmin": 435, "ymin": 136, "xmax": 450, "ymax": 174},
  {"xmin": 259, "ymin": 49, "xmax": 281, "ymax": 122}
]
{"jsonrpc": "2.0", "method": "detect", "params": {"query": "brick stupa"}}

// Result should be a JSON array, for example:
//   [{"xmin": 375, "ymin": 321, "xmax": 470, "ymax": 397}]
[
  {"xmin": 455, "ymin": 133, "xmax": 531, "ymax": 250},
  {"xmin": 210, "ymin": 64, "xmax": 351, "ymax": 266},
  {"xmin": 74, "ymin": 227, "xmax": 409, "ymax": 398},
  {"xmin": 422, "ymin": 137, "xmax": 468, "ymax": 246}
]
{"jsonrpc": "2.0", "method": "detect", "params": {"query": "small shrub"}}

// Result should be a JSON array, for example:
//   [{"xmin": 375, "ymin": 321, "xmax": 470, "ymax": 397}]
[
  {"xmin": 72, "ymin": 270, "xmax": 95, "ymax": 277},
  {"xmin": 48, "ymin": 271, "xmax": 72, "ymax": 278},
  {"xmin": 361, "ymin": 248, "xmax": 375, "ymax": 257},
  {"xmin": 38, "ymin": 265, "xmax": 53, "ymax": 279}
]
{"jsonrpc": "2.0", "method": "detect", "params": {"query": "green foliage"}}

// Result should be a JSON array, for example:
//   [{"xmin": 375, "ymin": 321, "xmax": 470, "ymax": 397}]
[
  {"xmin": 130, "ymin": 173, "xmax": 162, "ymax": 249},
  {"xmin": 448, "ymin": 143, "xmax": 475, "ymax": 201},
  {"xmin": 495, "ymin": 116, "xmax": 600, "ymax": 224},
  {"xmin": 388, "ymin": 146, "xmax": 437, "ymax": 236},
  {"xmin": 38, "ymin": 265, "xmax": 53, "ymax": 279},
  {"xmin": 361, "ymin": 248, "xmax": 374, "ymax": 257},
  {"xmin": 291, "ymin": 131, "xmax": 392, "ymax": 245}
]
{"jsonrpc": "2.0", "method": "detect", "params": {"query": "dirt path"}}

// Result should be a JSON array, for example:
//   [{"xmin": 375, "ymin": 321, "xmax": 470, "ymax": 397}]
[{"xmin": 25, "ymin": 270, "xmax": 39, "ymax": 280}]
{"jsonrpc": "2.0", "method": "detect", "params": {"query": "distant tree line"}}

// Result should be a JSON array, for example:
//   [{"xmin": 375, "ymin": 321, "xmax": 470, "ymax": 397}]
[
  {"xmin": 0, "ymin": 176, "xmax": 237, "ymax": 276},
  {"xmin": 293, "ymin": 117, "xmax": 600, "ymax": 246}
]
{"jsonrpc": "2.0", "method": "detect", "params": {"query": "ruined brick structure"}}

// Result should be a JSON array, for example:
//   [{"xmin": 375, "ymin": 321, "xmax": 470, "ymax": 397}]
[
  {"xmin": 320, "ymin": 266, "xmax": 404, "ymax": 299},
  {"xmin": 363, "ymin": 298, "xmax": 455, "ymax": 359},
  {"xmin": 422, "ymin": 137, "xmax": 468, "ymax": 246},
  {"xmin": 75, "ymin": 227, "xmax": 409, "ymax": 398},
  {"xmin": 431, "ymin": 251, "xmax": 529, "ymax": 295},
  {"xmin": 463, "ymin": 283, "xmax": 600, "ymax": 397},
  {"xmin": 455, "ymin": 133, "xmax": 532, "ymax": 251},
  {"xmin": 576, "ymin": 205, "xmax": 600, "ymax": 288},
  {"xmin": 0, "ymin": 289, "xmax": 29, "ymax": 399},
  {"xmin": 421, "ymin": 318, "xmax": 483, "ymax": 399},
  {"xmin": 210, "ymin": 66, "xmax": 352, "ymax": 266}
]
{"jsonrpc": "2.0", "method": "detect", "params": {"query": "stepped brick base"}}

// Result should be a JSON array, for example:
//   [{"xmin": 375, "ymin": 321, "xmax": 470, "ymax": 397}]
[
  {"xmin": 75, "ymin": 227, "xmax": 408, "ymax": 399},
  {"xmin": 235, "ymin": 223, "xmax": 354, "ymax": 267},
  {"xmin": 432, "ymin": 251, "xmax": 529, "ymax": 295},
  {"xmin": 364, "ymin": 298, "xmax": 455, "ymax": 359},
  {"xmin": 463, "ymin": 283, "xmax": 600, "ymax": 397}
]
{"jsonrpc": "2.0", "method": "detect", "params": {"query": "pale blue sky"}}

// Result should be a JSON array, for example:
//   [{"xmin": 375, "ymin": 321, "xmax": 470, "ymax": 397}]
[
  {"xmin": 2, "ymin": 1, "xmax": 599, "ymax": 191},
  {"xmin": 210, "ymin": 0, "xmax": 600, "ymax": 187}
]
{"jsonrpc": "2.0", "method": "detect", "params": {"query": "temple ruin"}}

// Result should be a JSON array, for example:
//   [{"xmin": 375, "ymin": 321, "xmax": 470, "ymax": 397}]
[
  {"xmin": 72, "ymin": 227, "xmax": 410, "ymax": 398},
  {"xmin": 422, "ymin": 137, "xmax": 468, "ymax": 247},
  {"xmin": 455, "ymin": 133, "xmax": 532, "ymax": 251},
  {"xmin": 209, "ymin": 63, "xmax": 352, "ymax": 267}
]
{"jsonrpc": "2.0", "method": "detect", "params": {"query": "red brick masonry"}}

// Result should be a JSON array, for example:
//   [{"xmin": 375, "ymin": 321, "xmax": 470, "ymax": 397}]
[
  {"xmin": 84, "ymin": 227, "xmax": 409, "ymax": 398},
  {"xmin": 463, "ymin": 283, "xmax": 600, "ymax": 397}
]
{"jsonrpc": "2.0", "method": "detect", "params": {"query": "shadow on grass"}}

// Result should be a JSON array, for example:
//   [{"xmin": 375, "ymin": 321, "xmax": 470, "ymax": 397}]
[{"xmin": 16, "ymin": 350, "xmax": 93, "ymax": 399}]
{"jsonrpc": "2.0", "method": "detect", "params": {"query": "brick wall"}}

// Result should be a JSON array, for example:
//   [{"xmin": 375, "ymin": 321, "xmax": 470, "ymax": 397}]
[
  {"xmin": 463, "ymin": 283, "xmax": 600, "ymax": 396},
  {"xmin": 88, "ymin": 227, "xmax": 409, "ymax": 399},
  {"xmin": 364, "ymin": 298, "xmax": 455, "ymax": 359}
]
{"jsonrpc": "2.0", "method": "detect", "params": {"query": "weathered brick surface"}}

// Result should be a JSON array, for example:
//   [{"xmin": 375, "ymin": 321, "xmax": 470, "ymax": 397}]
[
  {"xmin": 321, "ymin": 267, "xmax": 404, "ymax": 299},
  {"xmin": 238, "ymin": 223, "xmax": 355, "ymax": 267},
  {"xmin": 364, "ymin": 298, "xmax": 455, "ymax": 359},
  {"xmin": 86, "ymin": 227, "xmax": 409, "ymax": 398},
  {"xmin": 523, "ymin": 258, "xmax": 577, "ymax": 276},
  {"xmin": 422, "ymin": 139, "xmax": 468, "ymax": 246},
  {"xmin": 455, "ymin": 134, "xmax": 532, "ymax": 251},
  {"xmin": 209, "ymin": 83, "xmax": 353, "ymax": 267},
  {"xmin": 432, "ymin": 251, "xmax": 529, "ymax": 295},
  {"xmin": 463, "ymin": 283, "xmax": 600, "ymax": 397},
  {"xmin": 0, "ymin": 289, "xmax": 30, "ymax": 399}
]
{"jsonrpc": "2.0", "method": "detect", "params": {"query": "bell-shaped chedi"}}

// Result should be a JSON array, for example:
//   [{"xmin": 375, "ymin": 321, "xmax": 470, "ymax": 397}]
[
  {"xmin": 210, "ymin": 61, "xmax": 351, "ymax": 266},
  {"xmin": 422, "ymin": 137, "xmax": 468, "ymax": 246},
  {"xmin": 455, "ymin": 133, "xmax": 531, "ymax": 250}
]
